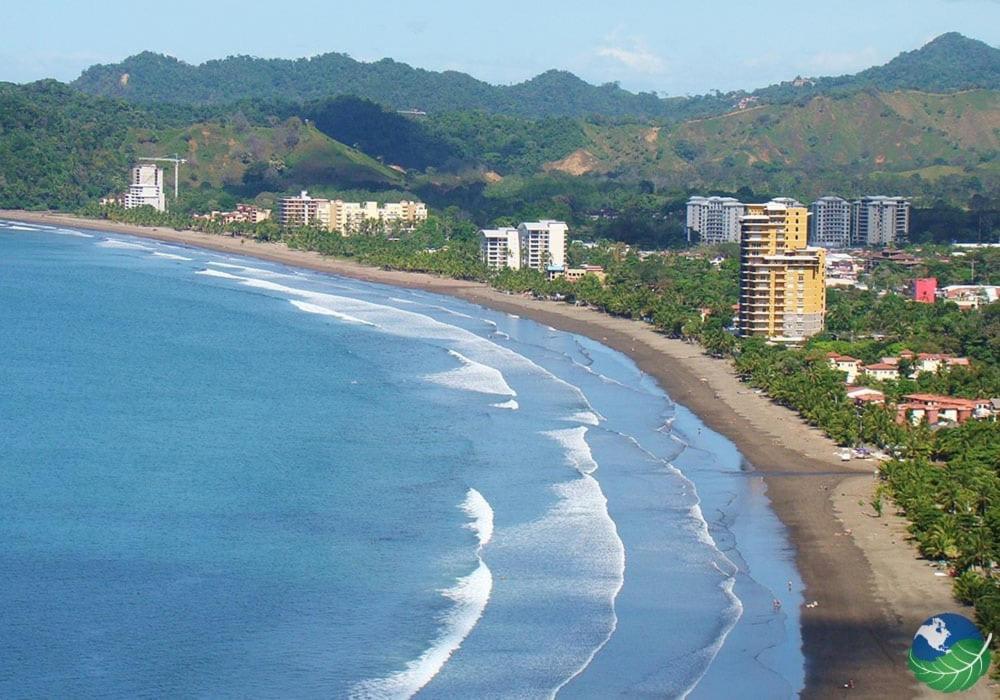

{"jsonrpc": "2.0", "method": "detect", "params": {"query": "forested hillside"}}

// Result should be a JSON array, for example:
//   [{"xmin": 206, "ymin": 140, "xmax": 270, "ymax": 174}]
[{"xmin": 71, "ymin": 34, "xmax": 1000, "ymax": 119}]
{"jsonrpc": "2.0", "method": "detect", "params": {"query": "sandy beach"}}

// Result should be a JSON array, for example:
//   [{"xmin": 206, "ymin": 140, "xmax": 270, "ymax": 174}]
[{"xmin": 4, "ymin": 210, "xmax": 993, "ymax": 698}]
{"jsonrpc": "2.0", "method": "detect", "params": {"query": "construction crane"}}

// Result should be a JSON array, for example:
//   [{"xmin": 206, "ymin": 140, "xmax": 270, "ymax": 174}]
[{"xmin": 138, "ymin": 154, "xmax": 188, "ymax": 201}]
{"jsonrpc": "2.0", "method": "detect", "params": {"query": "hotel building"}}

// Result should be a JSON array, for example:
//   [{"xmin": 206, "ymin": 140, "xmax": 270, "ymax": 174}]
[
  {"xmin": 738, "ymin": 201, "xmax": 826, "ymax": 342},
  {"xmin": 480, "ymin": 227, "xmax": 520, "ymax": 270},
  {"xmin": 480, "ymin": 220, "xmax": 568, "ymax": 275},
  {"xmin": 810, "ymin": 196, "xmax": 852, "ymax": 248},
  {"xmin": 686, "ymin": 196, "xmax": 745, "ymax": 244},
  {"xmin": 124, "ymin": 164, "xmax": 166, "ymax": 212},
  {"xmin": 851, "ymin": 196, "xmax": 910, "ymax": 247},
  {"xmin": 278, "ymin": 191, "xmax": 329, "ymax": 227}
]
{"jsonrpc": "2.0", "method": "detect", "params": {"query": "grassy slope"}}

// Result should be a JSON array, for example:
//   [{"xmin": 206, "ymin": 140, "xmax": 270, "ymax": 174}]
[
  {"xmin": 130, "ymin": 121, "xmax": 402, "ymax": 192},
  {"xmin": 561, "ymin": 90, "xmax": 1000, "ymax": 198}
]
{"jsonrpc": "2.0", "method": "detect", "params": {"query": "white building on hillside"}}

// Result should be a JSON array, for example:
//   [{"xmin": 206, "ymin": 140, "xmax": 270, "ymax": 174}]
[{"xmin": 124, "ymin": 164, "xmax": 166, "ymax": 212}]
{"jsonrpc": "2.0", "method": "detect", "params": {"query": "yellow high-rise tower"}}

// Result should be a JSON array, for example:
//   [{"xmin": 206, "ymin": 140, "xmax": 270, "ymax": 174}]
[{"xmin": 738, "ymin": 201, "xmax": 826, "ymax": 341}]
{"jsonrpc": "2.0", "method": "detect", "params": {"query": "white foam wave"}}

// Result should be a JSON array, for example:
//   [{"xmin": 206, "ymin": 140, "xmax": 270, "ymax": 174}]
[
  {"xmin": 98, "ymin": 239, "xmax": 152, "ymax": 251},
  {"xmin": 543, "ymin": 426, "xmax": 599, "ymax": 474},
  {"xmin": 151, "ymin": 251, "xmax": 192, "ymax": 261},
  {"xmin": 192, "ymin": 268, "xmax": 603, "ymax": 417},
  {"xmin": 565, "ymin": 411, "xmax": 600, "ymax": 425},
  {"xmin": 7, "ymin": 224, "xmax": 40, "ymax": 231},
  {"xmin": 289, "ymin": 300, "xmax": 378, "ymax": 327},
  {"xmin": 54, "ymin": 229, "xmax": 95, "ymax": 238},
  {"xmin": 491, "ymin": 399, "xmax": 519, "ymax": 410},
  {"xmin": 499, "ymin": 429, "xmax": 625, "ymax": 696},
  {"xmin": 351, "ymin": 489, "xmax": 494, "ymax": 699},
  {"xmin": 207, "ymin": 261, "xmax": 285, "ymax": 276},
  {"xmin": 424, "ymin": 350, "xmax": 516, "ymax": 397}
]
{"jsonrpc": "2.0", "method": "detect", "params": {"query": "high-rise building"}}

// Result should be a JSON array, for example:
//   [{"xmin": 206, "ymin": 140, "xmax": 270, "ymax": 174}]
[
  {"xmin": 738, "ymin": 201, "xmax": 826, "ymax": 342},
  {"xmin": 124, "ymin": 164, "xmax": 166, "ymax": 211},
  {"xmin": 686, "ymin": 196, "xmax": 745, "ymax": 244},
  {"xmin": 480, "ymin": 227, "xmax": 520, "ymax": 270},
  {"xmin": 810, "ymin": 196, "xmax": 852, "ymax": 248},
  {"xmin": 480, "ymin": 220, "xmax": 568, "ymax": 275},
  {"xmin": 278, "ymin": 191, "xmax": 329, "ymax": 227},
  {"xmin": 851, "ymin": 196, "xmax": 910, "ymax": 247},
  {"xmin": 517, "ymin": 220, "xmax": 568, "ymax": 275}
]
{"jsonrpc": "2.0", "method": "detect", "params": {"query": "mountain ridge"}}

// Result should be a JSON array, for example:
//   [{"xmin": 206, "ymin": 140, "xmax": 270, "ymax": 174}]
[{"xmin": 70, "ymin": 33, "xmax": 1000, "ymax": 118}]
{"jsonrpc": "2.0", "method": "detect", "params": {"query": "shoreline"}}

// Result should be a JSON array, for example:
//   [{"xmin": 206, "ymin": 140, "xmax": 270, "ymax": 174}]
[{"xmin": 4, "ymin": 210, "xmax": 989, "ymax": 698}]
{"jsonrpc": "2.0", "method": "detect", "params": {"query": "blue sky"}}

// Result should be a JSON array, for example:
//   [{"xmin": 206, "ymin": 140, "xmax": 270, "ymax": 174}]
[{"xmin": 3, "ymin": 0, "xmax": 999, "ymax": 95}]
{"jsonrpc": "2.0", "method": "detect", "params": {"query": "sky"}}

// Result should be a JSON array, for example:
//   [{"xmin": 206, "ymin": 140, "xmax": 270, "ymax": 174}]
[{"xmin": 2, "ymin": 0, "xmax": 999, "ymax": 96}]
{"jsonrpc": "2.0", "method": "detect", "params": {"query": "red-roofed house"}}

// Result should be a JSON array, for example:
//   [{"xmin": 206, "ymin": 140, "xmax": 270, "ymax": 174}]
[{"xmin": 896, "ymin": 394, "xmax": 993, "ymax": 425}]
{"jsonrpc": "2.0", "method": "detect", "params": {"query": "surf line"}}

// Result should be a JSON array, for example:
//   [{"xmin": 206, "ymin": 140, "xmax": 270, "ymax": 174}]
[{"xmin": 350, "ymin": 489, "xmax": 494, "ymax": 699}]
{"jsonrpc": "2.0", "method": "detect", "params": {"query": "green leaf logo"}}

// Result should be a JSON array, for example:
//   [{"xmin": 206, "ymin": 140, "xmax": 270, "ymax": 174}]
[{"xmin": 908, "ymin": 633, "xmax": 993, "ymax": 693}]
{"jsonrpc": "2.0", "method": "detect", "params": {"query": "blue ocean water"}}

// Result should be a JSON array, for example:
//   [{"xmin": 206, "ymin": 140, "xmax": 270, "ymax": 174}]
[{"xmin": 0, "ymin": 221, "xmax": 804, "ymax": 698}]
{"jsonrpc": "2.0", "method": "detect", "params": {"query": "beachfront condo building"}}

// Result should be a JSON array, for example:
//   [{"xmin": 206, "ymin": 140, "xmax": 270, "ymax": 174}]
[
  {"xmin": 279, "ymin": 194, "xmax": 428, "ymax": 233},
  {"xmin": 851, "ymin": 196, "xmax": 910, "ymax": 247},
  {"xmin": 685, "ymin": 196, "xmax": 745, "ymax": 244},
  {"xmin": 810, "ymin": 196, "xmax": 852, "ymax": 248},
  {"xmin": 480, "ymin": 220, "xmax": 568, "ymax": 276},
  {"xmin": 480, "ymin": 227, "xmax": 520, "ymax": 270},
  {"xmin": 124, "ymin": 164, "xmax": 166, "ymax": 212},
  {"xmin": 738, "ymin": 201, "xmax": 826, "ymax": 342},
  {"xmin": 518, "ymin": 220, "xmax": 568, "ymax": 275},
  {"xmin": 278, "ymin": 191, "xmax": 329, "ymax": 227}
]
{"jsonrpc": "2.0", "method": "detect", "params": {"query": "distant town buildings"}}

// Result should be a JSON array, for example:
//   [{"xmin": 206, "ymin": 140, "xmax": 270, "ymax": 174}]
[
  {"xmin": 480, "ymin": 220, "xmax": 569, "ymax": 277},
  {"xmin": 810, "ymin": 196, "xmax": 852, "ymax": 248},
  {"xmin": 851, "ymin": 196, "xmax": 910, "ymax": 247},
  {"xmin": 737, "ymin": 200, "xmax": 826, "ymax": 342},
  {"xmin": 941, "ymin": 284, "xmax": 1000, "ymax": 310},
  {"xmin": 685, "ymin": 196, "xmax": 745, "ymax": 244},
  {"xmin": 691, "ymin": 194, "xmax": 911, "ymax": 248},
  {"xmin": 124, "ymin": 164, "xmax": 166, "ymax": 212},
  {"xmin": 277, "ymin": 191, "xmax": 427, "ymax": 233}
]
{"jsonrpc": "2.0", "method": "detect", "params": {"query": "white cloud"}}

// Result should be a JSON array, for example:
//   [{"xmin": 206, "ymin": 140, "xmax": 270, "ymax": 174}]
[
  {"xmin": 801, "ymin": 47, "xmax": 883, "ymax": 75},
  {"xmin": 596, "ymin": 38, "xmax": 667, "ymax": 74}
]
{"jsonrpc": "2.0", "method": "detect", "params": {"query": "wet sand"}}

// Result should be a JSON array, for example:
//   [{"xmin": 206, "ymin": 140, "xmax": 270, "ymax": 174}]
[{"xmin": 3, "ymin": 210, "xmax": 993, "ymax": 698}]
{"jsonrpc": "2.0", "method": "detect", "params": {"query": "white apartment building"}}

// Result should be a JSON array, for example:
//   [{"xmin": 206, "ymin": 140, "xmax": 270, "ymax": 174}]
[
  {"xmin": 124, "ymin": 164, "xmax": 166, "ymax": 212},
  {"xmin": 686, "ymin": 196, "xmax": 745, "ymax": 245},
  {"xmin": 278, "ymin": 191, "xmax": 330, "ymax": 227},
  {"xmin": 517, "ymin": 220, "xmax": 568, "ymax": 274},
  {"xmin": 810, "ymin": 196, "xmax": 852, "ymax": 248},
  {"xmin": 480, "ymin": 220, "xmax": 568, "ymax": 274},
  {"xmin": 851, "ymin": 196, "xmax": 910, "ymax": 246},
  {"xmin": 480, "ymin": 227, "xmax": 520, "ymax": 270}
]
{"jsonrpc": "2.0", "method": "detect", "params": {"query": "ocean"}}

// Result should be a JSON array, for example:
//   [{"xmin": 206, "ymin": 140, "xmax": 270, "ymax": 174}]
[{"xmin": 0, "ymin": 221, "xmax": 804, "ymax": 698}]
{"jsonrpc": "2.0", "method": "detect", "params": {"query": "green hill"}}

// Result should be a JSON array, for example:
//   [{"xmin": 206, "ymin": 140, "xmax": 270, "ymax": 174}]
[
  {"xmin": 69, "ymin": 34, "xmax": 1000, "ymax": 119},
  {"xmin": 539, "ymin": 90, "xmax": 999, "ymax": 202}
]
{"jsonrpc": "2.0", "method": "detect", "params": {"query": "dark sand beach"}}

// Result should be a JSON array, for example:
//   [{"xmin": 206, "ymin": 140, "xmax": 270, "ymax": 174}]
[{"xmin": 4, "ymin": 210, "xmax": 992, "ymax": 698}]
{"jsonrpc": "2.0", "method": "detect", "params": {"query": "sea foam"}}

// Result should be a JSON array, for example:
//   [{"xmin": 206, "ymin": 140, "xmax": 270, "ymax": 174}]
[
  {"xmin": 289, "ymin": 300, "xmax": 378, "ymax": 327},
  {"xmin": 98, "ymin": 239, "xmax": 152, "ymax": 251},
  {"xmin": 151, "ymin": 251, "xmax": 192, "ymax": 261},
  {"xmin": 424, "ymin": 350, "xmax": 516, "ymax": 397},
  {"xmin": 350, "ymin": 489, "xmax": 494, "ymax": 699}
]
